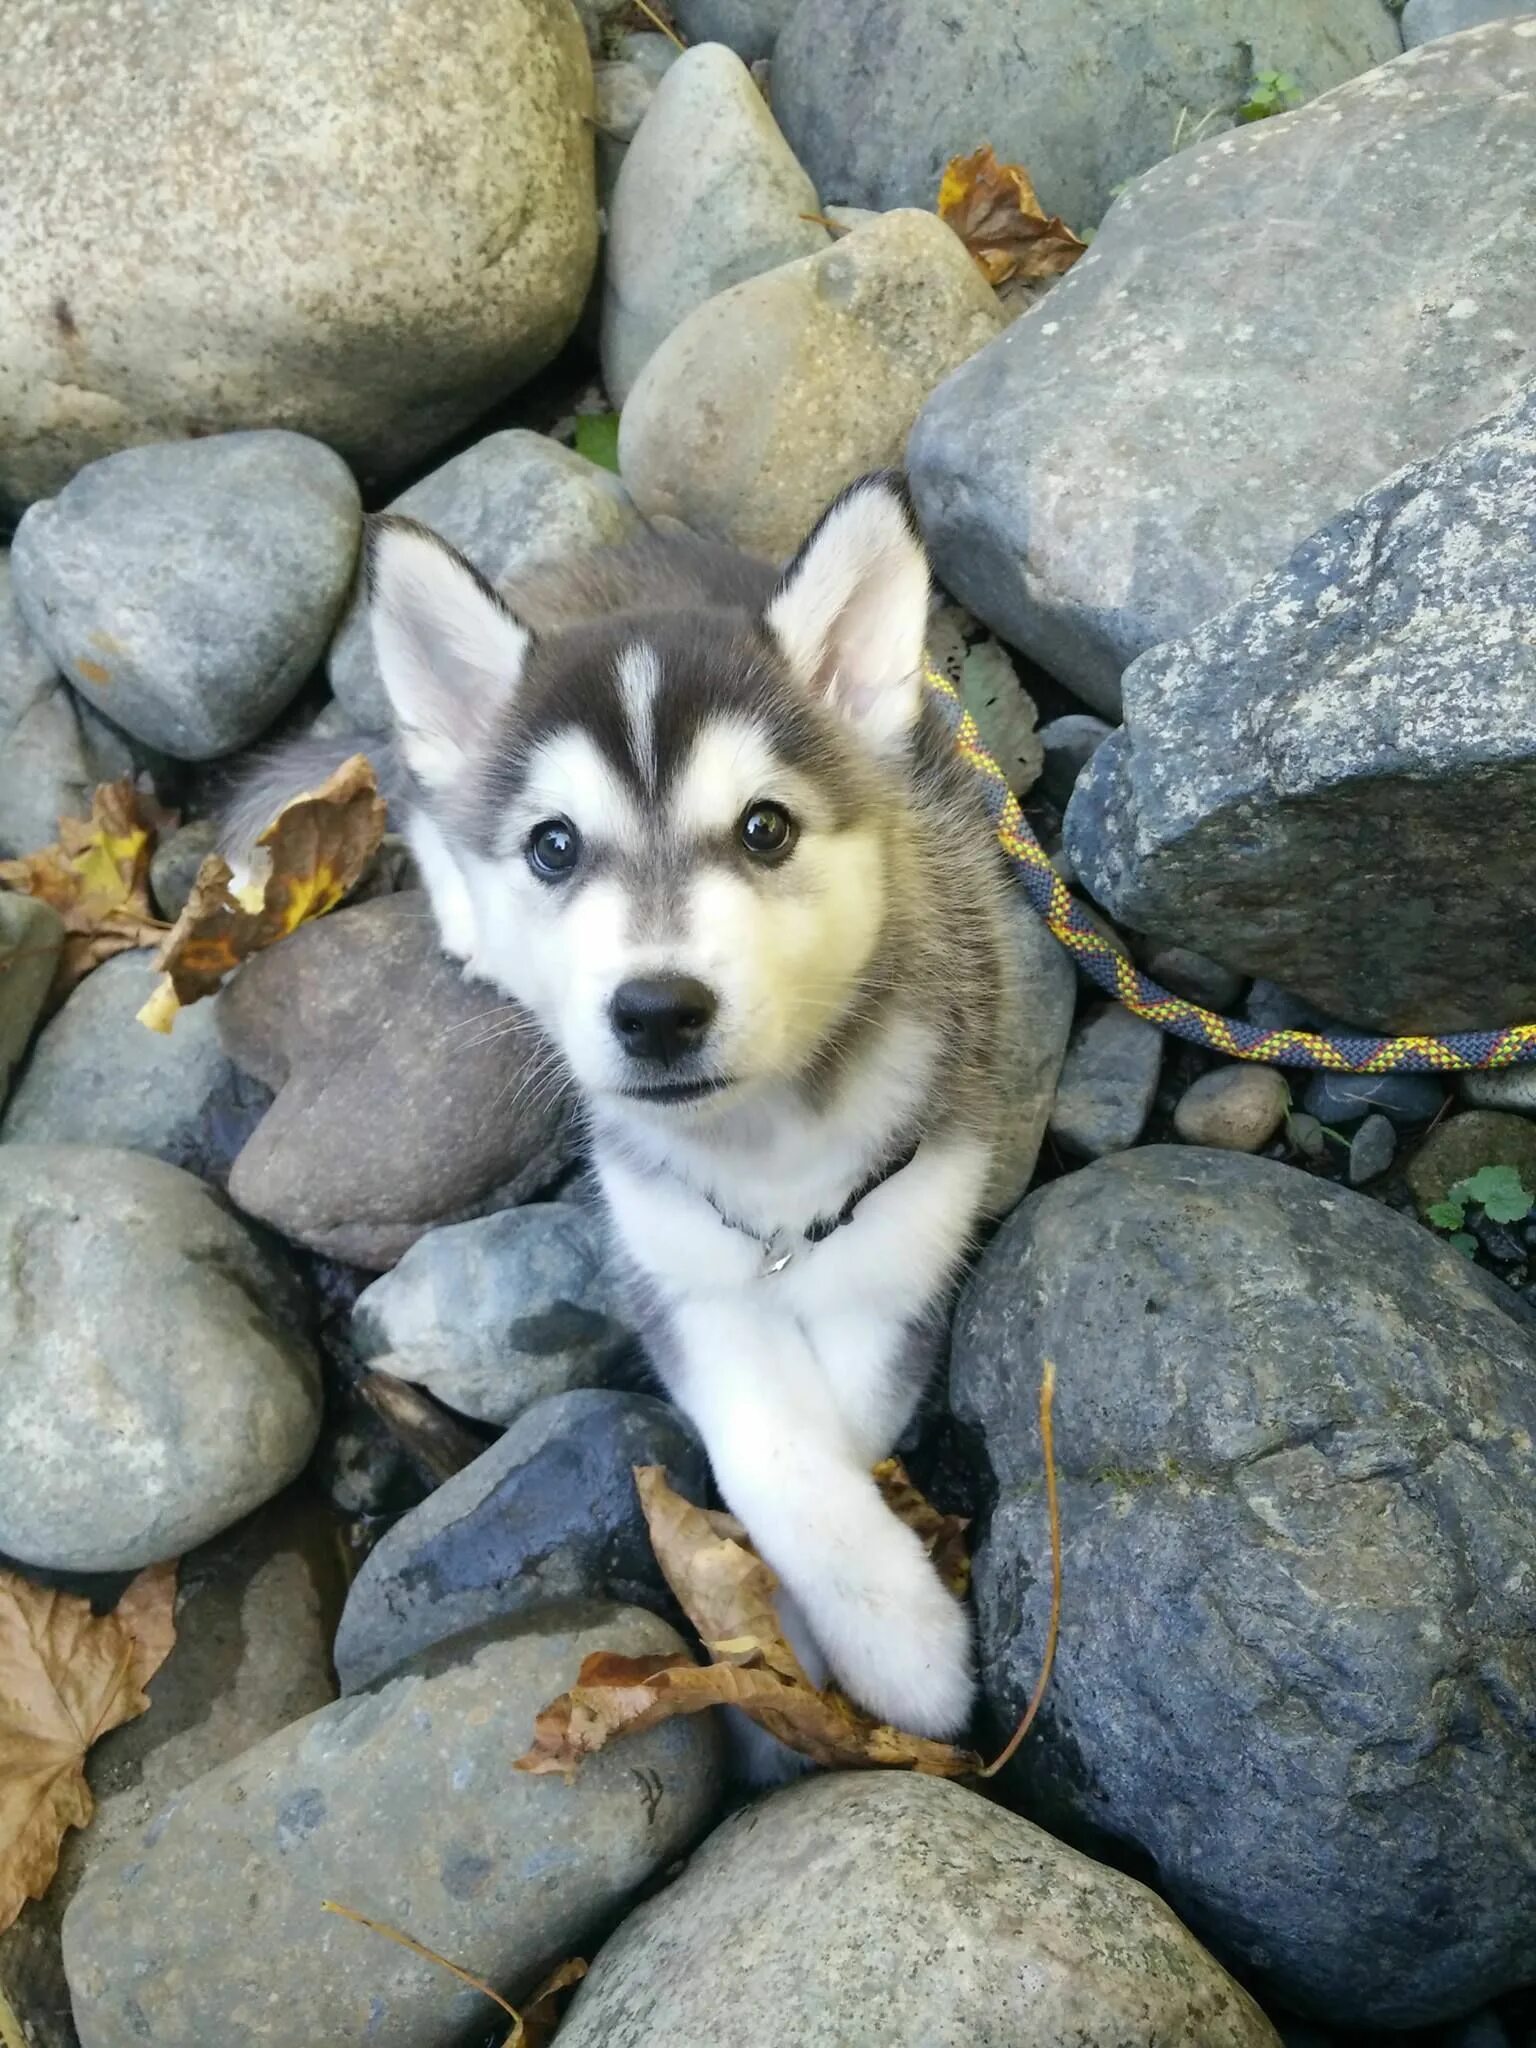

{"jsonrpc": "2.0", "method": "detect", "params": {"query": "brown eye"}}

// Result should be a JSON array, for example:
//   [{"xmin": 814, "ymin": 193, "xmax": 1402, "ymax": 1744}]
[
  {"xmin": 739, "ymin": 802, "xmax": 795, "ymax": 861},
  {"xmin": 527, "ymin": 817, "xmax": 581, "ymax": 879}
]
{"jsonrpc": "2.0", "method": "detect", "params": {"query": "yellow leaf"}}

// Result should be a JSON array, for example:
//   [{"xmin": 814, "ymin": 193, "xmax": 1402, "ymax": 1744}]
[
  {"xmin": 0, "ymin": 779, "xmax": 172, "ymax": 1000},
  {"xmin": 938, "ymin": 144, "xmax": 1087, "ymax": 286},
  {"xmin": 140, "ymin": 754, "xmax": 386, "ymax": 1031},
  {"xmin": 0, "ymin": 1562, "xmax": 178, "ymax": 1933}
]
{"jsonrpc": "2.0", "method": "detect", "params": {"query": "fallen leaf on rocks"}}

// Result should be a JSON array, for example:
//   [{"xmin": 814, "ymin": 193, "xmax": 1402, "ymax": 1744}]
[
  {"xmin": 514, "ymin": 1465, "xmax": 980, "ymax": 1780},
  {"xmin": 322, "ymin": 1901, "xmax": 585, "ymax": 2047},
  {"xmin": 573, "ymin": 412, "xmax": 621, "ymax": 474},
  {"xmin": 959, "ymin": 640, "xmax": 1043, "ymax": 797},
  {"xmin": 0, "ymin": 779, "xmax": 172, "ymax": 999},
  {"xmin": 0, "ymin": 1562, "xmax": 178, "ymax": 1933},
  {"xmin": 873, "ymin": 1458, "xmax": 971, "ymax": 1598},
  {"xmin": 938, "ymin": 145, "xmax": 1087, "ymax": 286},
  {"xmin": 138, "ymin": 754, "xmax": 385, "ymax": 1034}
]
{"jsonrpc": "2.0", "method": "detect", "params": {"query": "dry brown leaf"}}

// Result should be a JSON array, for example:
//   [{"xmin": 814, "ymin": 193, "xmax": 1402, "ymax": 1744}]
[
  {"xmin": 138, "ymin": 753, "xmax": 385, "ymax": 1033},
  {"xmin": 938, "ymin": 145, "xmax": 1087, "ymax": 285},
  {"xmin": 0, "ymin": 1561, "xmax": 178, "ymax": 1933},
  {"xmin": 0, "ymin": 778, "xmax": 172, "ymax": 999},
  {"xmin": 873, "ymin": 1458, "xmax": 971, "ymax": 1599},
  {"xmin": 513, "ymin": 1466, "xmax": 980, "ymax": 1781}
]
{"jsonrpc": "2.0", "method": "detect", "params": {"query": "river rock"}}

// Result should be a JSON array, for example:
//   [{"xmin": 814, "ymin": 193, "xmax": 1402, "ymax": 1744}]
[
  {"xmin": 328, "ymin": 431, "xmax": 643, "ymax": 728},
  {"xmin": 218, "ymin": 892, "xmax": 577, "ymax": 1267},
  {"xmin": 619, "ymin": 207, "xmax": 1005, "ymax": 559},
  {"xmin": 63, "ymin": 1605, "xmax": 722, "ymax": 2048},
  {"xmin": 1172, "ymin": 1064, "xmax": 1290, "ymax": 1152},
  {"xmin": 1038, "ymin": 713, "xmax": 1113, "ymax": 810},
  {"xmin": 1302, "ymin": 1068, "xmax": 1447, "ymax": 1128},
  {"xmin": 593, "ymin": 59, "xmax": 656, "ymax": 207},
  {"xmin": 951, "ymin": 1146, "xmax": 1536, "ymax": 2027},
  {"xmin": 1460, "ymin": 1066, "xmax": 1536, "ymax": 1115},
  {"xmin": 11, "ymin": 433, "xmax": 360, "ymax": 759},
  {"xmin": 908, "ymin": 22, "xmax": 1536, "ymax": 714},
  {"xmin": 1143, "ymin": 944, "xmax": 1245, "ymax": 1012},
  {"xmin": 556, "ymin": 1771, "xmax": 1281, "ymax": 2048},
  {"xmin": 1403, "ymin": 0, "xmax": 1530, "ymax": 45},
  {"xmin": 774, "ymin": 0, "xmax": 1400, "ymax": 231},
  {"xmin": 1063, "ymin": 383, "xmax": 1536, "ymax": 1031},
  {"xmin": 1347, "ymin": 1111, "xmax": 1397, "ymax": 1185},
  {"xmin": 1404, "ymin": 1109, "xmax": 1536, "ymax": 1216},
  {"xmin": 0, "ymin": 553, "xmax": 143, "ymax": 859},
  {"xmin": 0, "ymin": 894, "xmax": 62, "ymax": 1105},
  {"xmin": 602, "ymin": 44, "xmax": 826, "ymax": 406},
  {"xmin": 0, "ymin": 1491, "xmax": 346, "ymax": 2048},
  {"xmin": 985, "ymin": 895, "xmax": 1078, "ymax": 1214},
  {"xmin": 0, "ymin": 949, "xmax": 254, "ymax": 1179},
  {"xmin": 0, "ymin": 1147, "xmax": 321, "ymax": 1572},
  {"xmin": 0, "ymin": 0, "xmax": 597, "ymax": 514},
  {"xmin": 1047, "ymin": 1003, "xmax": 1162, "ymax": 1159},
  {"xmin": 672, "ymin": 0, "xmax": 798, "ymax": 61},
  {"xmin": 333, "ymin": 1390, "xmax": 707, "ymax": 1691},
  {"xmin": 352, "ymin": 1202, "xmax": 632, "ymax": 1424}
]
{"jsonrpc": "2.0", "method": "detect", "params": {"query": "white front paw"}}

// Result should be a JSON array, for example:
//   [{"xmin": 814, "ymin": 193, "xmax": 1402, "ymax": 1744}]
[{"xmin": 816, "ymin": 1540, "xmax": 975, "ymax": 1740}]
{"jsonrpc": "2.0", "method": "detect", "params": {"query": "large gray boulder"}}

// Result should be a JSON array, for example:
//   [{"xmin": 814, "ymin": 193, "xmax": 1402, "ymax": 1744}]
[
  {"xmin": 671, "ymin": 0, "xmax": 798, "ymax": 61},
  {"xmin": 64, "ymin": 1605, "xmax": 722, "ymax": 2048},
  {"xmin": 908, "ymin": 21, "xmax": 1536, "ymax": 714},
  {"xmin": 601, "ymin": 43, "xmax": 825, "ymax": 405},
  {"xmin": 1062, "ymin": 382, "xmax": 1536, "ymax": 1034},
  {"xmin": 951, "ymin": 1147, "xmax": 1536, "ymax": 2028},
  {"xmin": 773, "ymin": 0, "xmax": 1401, "ymax": 230},
  {"xmin": 556, "ymin": 1772, "xmax": 1281, "ymax": 2048},
  {"xmin": 0, "ymin": 1148, "xmax": 321, "ymax": 1572},
  {"xmin": 12, "ymin": 433, "xmax": 361, "ymax": 759},
  {"xmin": 328, "ymin": 431, "xmax": 643, "ymax": 729},
  {"xmin": 0, "ymin": 0, "xmax": 597, "ymax": 515},
  {"xmin": 219, "ymin": 893, "xmax": 577, "ymax": 1268}
]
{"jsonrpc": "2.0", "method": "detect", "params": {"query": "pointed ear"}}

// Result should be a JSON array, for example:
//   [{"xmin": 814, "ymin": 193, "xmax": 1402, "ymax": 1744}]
[
  {"xmin": 366, "ymin": 515, "xmax": 532, "ymax": 796},
  {"xmin": 764, "ymin": 473, "xmax": 931, "ymax": 754}
]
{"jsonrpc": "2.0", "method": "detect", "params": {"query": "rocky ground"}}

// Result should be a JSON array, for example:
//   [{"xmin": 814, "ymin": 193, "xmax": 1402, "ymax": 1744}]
[{"xmin": 3, "ymin": 2, "xmax": 1536, "ymax": 2045}]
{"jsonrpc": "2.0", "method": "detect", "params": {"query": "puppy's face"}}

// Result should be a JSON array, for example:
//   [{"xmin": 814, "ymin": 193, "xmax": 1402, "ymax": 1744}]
[{"xmin": 370, "ymin": 478, "xmax": 932, "ymax": 1118}]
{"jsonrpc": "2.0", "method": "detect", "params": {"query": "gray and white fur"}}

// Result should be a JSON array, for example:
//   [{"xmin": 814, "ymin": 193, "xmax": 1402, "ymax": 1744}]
[{"xmin": 228, "ymin": 475, "xmax": 1020, "ymax": 1766}]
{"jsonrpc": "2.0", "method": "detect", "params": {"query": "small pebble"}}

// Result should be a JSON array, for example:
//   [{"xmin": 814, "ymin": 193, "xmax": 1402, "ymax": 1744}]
[
  {"xmin": 1144, "ymin": 945, "xmax": 1245, "ymax": 1012},
  {"xmin": 1048, "ymin": 1003, "xmax": 1162, "ymax": 1158},
  {"xmin": 1173, "ymin": 1064, "xmax": 1290, "ymax": 1152},
  {"xmin": 1302, "ymin": 1070, "xmax": 1447, "ymax": 1130},
  {"xmin": 1347, "ymin": 1113, "xmax": 1396, "ymax": 1187},
  {"xmin": 1038, "ymin": 713, "xmax": 1113, "ymax": 809},
  {"xmin": 149, "ymin": 818, "xmax": 218, "ymax": 920}
]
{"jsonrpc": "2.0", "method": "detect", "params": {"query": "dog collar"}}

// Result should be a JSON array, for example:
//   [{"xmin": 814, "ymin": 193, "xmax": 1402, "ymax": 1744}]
[{"xmin": 702, "ymin": 1137, "xmax": 922, "ymax": 1277}]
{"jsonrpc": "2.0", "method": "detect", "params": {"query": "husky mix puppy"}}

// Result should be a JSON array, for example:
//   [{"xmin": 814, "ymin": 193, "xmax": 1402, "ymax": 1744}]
[{"xmin": 231, "ymin": 474, "xmax": 1021, "ymax": 1760}]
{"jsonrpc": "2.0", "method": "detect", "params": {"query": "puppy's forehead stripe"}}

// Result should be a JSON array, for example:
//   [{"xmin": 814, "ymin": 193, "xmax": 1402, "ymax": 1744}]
[{"xmin": 616, "ymin": 641, "xmax": 660, "ymax": 796}]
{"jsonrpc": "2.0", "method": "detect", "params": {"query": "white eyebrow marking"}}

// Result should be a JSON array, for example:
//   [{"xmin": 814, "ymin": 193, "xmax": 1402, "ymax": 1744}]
[
  {"xmin": 496, "ymin": 725, "xmax": 644, "ymax": 859},
  {"xmin": 669, "ymin": 716, "xmax": 785, "ymax": 838},
  {"xmin": 617, "ymin": 641, "xmax": 661, "ymax": 795}
]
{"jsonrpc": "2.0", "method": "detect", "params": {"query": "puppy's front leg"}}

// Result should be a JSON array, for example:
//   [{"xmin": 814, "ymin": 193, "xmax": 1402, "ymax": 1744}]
[{"xmin": 664, "ymin": 1299, "xmax": 974, "ymax": 1740}]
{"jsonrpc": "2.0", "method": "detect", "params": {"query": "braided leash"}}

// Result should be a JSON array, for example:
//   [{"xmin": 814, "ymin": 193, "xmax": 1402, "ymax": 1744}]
[{"xmin": 924, "ymin": 665, "xmax": 1536, "ymax": 1075}]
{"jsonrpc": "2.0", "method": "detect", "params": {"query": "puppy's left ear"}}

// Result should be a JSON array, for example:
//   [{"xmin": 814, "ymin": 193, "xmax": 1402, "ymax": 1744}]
[{"xmin": 765, "ymin": 472, "xmax": 930, "ymax": 755}]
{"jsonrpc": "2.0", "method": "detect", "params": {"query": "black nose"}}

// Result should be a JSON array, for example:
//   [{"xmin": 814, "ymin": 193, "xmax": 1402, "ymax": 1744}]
[{"xmin": 610, "ymin": 976, "xmax": 718, "ymax": 1066}]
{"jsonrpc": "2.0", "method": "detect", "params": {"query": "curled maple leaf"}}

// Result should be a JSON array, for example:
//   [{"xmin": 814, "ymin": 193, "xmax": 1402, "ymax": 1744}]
[
  {"xmin": 138, "ymin": 754, "xmax": 385, "ymax": 1033},
  {"xmin": 0, "ymin": 1562, "xmax": 178, "ymax": 1933},
  {"xmin": 514, "ymin": 1466, "xmax": 981, "ymax": 1781},
  {"xmin": 938, "ymin": 145, "xmax": 1087, "ymax": 286}
]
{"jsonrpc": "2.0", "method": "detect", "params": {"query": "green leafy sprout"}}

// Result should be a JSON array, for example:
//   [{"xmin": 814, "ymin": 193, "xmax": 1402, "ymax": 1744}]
[
  {"xmin": 1426, "ymin": 1164, "xmax": 1536, "ymax": 1258},
  {"xmin": 573, "ymin": 411, "xmax": 621, "ymax": 473},
  {"xmin": 1236, "ymin": 70, "xmax": 1302, "ymax": 124}
]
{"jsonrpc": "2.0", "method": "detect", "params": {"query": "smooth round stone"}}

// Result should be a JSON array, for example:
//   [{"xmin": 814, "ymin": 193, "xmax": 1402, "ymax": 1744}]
[
  {"xmin": 1144, "ymin": 944, "xmax": 1245, "ymax": 1013},
  {"xmin": 1038, "ymin": 713, "xmax": 1114, "ymax": 809},
  {"xmin": 333, "ymin": 1388, "xmax": 707, "ymax": 1692},
  {"xmin": 0, "ymin": 1147, "xmax": 321, "ymax": 1571},
  {"xmin": 1460, "ymin": 1064, "xmax": 1536, "ymax": 1115},
  {"xmin": 0, "ymin": 0, "xmax": 597, "ymax": 513},
  {"xmin": 1402, "ymin": 0, "xmax": 1529, "ymax": 48},
  {"xmin": 1302, "ymin": 1069, "xmax": 1447, "ymax": 1129},
  {"xmin": 11, "ymin": 433, "xmax": 360, "ymax": 760},
  {"xmin": 63, "ymin": 1606, "xmax": 722, "ymax": 2048},
  {"xmin": 1173, "ymin": 1064, "xmax": 1290, "ymax": 1153},
  {"xmin": 1405, "ymin": 1110, "xmax": 1536, "ymax": 1218},
  {"xmin": 149, "ymin": 819, "xmax": 218, "ymax": 921},
  {"xmin": 556, "ymin": 1773, "xmax": 1280, "ymax": 2048},
  {"xmin": 1048, "ymin": 1002, "xmax": 1163, "ymax": 1159},
  {"xmin": 1347, "ymin": 1111, "xmax": 1397, "ymax": 1187}
]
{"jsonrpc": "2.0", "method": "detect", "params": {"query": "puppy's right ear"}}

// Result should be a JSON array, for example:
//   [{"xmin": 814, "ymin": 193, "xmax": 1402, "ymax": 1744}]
[{"xmin": 367, "ymin": 516, "xmax": 532, "ymax": 797}]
